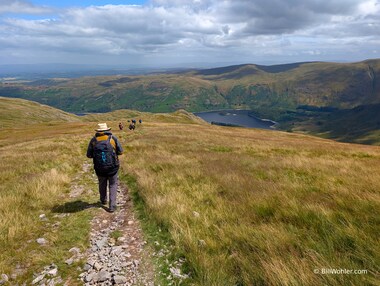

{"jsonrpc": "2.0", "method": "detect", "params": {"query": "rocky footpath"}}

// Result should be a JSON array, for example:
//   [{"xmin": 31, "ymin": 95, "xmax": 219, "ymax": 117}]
[
  {"xmin": 24, "ymin": 184, "xmax": 155, "ymax": 285},
  {"xmin": 1, "ymin": 162, "xmax": 190, "ymax": 285},
  {"xmin": 16, "ymin": 163, "xmax": 155, "ymax": 285},
  {"xmin": 78, "ymin": 183, "xmax": 155, "ymax": 286}
]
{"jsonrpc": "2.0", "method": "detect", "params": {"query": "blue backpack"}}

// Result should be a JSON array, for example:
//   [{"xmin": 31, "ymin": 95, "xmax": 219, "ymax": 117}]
[{"xmin": 93, "ymin": 135, "xmax": 119, "ymax": 176}]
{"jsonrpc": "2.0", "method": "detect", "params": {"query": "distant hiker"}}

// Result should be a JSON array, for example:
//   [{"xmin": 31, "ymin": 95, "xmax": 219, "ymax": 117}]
[
  {"xmin": 128, "ymin": 122, "xmax": 135, "ymax": 130},
  {"xmin": 139, "ymin": 119, "xmax": 142, "ymax": 124},
  {"xmin": 131, "ymin": 119, "xmax": 136, "ymax": 124},
  {"xmin": 86, "ymin": 123, "xmax": 123, "ymax": 213},
  {"xmin": 118, "ymin": 122, "xmax": 123, "ymax": 130}
]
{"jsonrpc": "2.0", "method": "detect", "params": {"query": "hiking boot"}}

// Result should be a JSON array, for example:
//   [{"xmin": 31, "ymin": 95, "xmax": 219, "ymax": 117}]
[
  {"xmin": 100, "ymin": 200, "xmax": 107, "ymax": 205},
  {"xmin": 109, "ymin": 206, "xmax": 117, "ymax": 213}
]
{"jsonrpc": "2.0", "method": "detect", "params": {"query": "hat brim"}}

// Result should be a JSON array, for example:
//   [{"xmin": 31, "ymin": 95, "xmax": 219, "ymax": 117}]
[{"xmin": 95, "ymin": 128, "xmax": 111, "ymax": 131}]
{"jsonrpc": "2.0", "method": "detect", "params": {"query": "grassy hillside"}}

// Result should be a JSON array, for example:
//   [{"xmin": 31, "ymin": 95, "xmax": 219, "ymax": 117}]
[
  {"xmin": 1, "ymin": 60, "xmax": 379, "ymax": 114},
  {"xmin": 0, "ymin": 101, "xmax": 206, "ymax": 284},
  {"xmin": 121, "ymin": 122, "xmax": 380, "ymax": 286},
  {"xmin": 282, "ymin": 104, "xmax": 380, "ymax": 146},
  {"xmin": 0, "ymin": 96, "xmax": 80, "ymax": 128},
  {"xmin": 1, "ymin": 93, "xmax": 379, "ymax": 285},
  {"xmin": 82, "ymin": 108, "xmax": 206, "ymax": 125},
  {"xmin": 0, "ymin": 74, "xmax": 223, "ymax": 113},
  {"xmin": 0, "ymin": 121, "xmax": 96, "ymax": 284}
]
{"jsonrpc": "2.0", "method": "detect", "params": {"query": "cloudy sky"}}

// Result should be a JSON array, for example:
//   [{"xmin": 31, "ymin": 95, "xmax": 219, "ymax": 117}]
[{"xmin": 0, "ymin": 0, "xmax": 379, "ymax": 68}]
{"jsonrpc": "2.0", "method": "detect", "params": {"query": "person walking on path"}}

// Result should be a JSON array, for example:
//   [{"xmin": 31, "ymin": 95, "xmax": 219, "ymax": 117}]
[
  {"xmin": 129, "ymin": 122, "xmax": 135, "ymax": 130},
  {"xmin": 87, "ymin": 123, "xmax": 123, "ymax": 212}
]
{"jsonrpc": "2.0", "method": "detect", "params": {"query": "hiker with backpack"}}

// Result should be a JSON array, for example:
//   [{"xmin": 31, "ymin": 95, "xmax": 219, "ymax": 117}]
[
  {"xmin": 86, "ymin": 123, "xmax": 123, "ymax": 213},
  {"xmin": 128, "ymin": 122, "xmax": 135, "ymax": 130}
]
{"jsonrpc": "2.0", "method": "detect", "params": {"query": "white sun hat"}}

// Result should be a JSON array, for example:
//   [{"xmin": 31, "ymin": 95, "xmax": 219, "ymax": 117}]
[{"xmin": 95, "ymin": 123, "xmax": 111, "ymax": 131}]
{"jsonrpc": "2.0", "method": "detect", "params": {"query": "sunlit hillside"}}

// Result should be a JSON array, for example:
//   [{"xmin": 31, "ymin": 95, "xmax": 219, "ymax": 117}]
[
  {"xmin": 0, "ymin": 98, "xmax": 379, "ymax": 285},
  {"xmin": 0, "ymin": 96, "xmax": 80, "ymax": 128},
  {"xmin": 121, "ymin": 121, "xmax": 380, "ymax": 286},
  {"xmin": 81, "ymin": 108, "xmax": 206, "ymax": 125}
]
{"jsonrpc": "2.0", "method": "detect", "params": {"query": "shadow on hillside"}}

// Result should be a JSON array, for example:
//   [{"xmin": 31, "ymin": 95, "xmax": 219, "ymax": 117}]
[{"xmin": 52, "ymin": 200, "xmax": 103, "ymax": 213}]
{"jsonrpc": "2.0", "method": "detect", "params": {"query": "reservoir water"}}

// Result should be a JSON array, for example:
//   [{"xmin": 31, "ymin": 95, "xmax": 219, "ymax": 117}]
[{"xmin": 194, "ymin": 110, "xmax": 276, "ymax": 130}]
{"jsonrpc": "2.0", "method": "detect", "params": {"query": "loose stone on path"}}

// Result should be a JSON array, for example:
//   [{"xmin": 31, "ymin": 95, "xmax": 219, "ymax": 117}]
[
  {"xmin": 79, "ymin": 183, "xmax": 156, "ymax": 286},
  {"xmin": 26, "ymin": 162, "xmax": 188, "ymax": 285}
]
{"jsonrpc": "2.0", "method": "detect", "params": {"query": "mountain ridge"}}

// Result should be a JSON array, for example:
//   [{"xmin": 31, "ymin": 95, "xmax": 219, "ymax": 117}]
[{"xmin": 1, "ymin": 59, "xmax": 379, "ymax": 144}]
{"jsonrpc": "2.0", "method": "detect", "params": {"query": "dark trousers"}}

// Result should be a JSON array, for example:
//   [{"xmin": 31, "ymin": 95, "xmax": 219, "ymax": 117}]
[{"xmin": 98, "ymin": 173, "xmax": 118, "ymax": 209}]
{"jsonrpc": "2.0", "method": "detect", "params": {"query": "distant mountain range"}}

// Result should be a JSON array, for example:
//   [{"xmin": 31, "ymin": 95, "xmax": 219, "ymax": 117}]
[
  {"xmin": 1, "ymin": 59, "xmax": 379, "ymax": 144},
  {"xmin": 0, "ymin": 63, "xmax": 188, "ymax": 79}
]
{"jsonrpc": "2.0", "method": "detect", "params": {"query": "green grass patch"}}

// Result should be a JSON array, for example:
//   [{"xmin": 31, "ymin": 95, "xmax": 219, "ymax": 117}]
[
  {"xmin": 110, "ymin": 230, "xmax": 123, "ymax": 241},
  {"xmin": 119, "ymin": 172, "xmax": 194, "ymax": 285}
]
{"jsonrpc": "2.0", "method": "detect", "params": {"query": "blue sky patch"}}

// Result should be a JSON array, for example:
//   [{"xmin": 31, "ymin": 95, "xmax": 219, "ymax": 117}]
[{"xmin": 31, "ymin": 0, "xmax": 147, "ymax": 7}]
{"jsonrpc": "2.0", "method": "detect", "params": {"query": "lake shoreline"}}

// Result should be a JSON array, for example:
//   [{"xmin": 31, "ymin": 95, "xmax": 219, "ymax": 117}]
[{"xmin": 194, "ymin": 109, "xmax": 278, "ymax": 130}]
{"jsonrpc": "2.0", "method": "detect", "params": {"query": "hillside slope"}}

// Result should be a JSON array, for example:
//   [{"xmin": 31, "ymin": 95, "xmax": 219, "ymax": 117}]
[
  {"xmin": 121, "ymin": 121, "xmax": 380, "ymax": 285},
  {"xmin": 0, "ymin": 103, "xmax": 379, "ymax": 285},
  {"xmin": 82, "ymin": 108, "xmax": 206, "ymax": 125},
  {"xmin": 0, "ymin": 96, "xmax": 205, "ymax": 131},
  {"xmin": 285, "ymin": 103, "xmax": 380, "ymax": 145},
  {"xmin": 0, "ymin": 96, "xmax": 80, "ymax": 128}
]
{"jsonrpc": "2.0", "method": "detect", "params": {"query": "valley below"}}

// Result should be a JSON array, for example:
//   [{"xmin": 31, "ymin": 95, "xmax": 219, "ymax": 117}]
[{"xmin": 1, "ymin": 59, "xmax": 380, "ymax": 145}]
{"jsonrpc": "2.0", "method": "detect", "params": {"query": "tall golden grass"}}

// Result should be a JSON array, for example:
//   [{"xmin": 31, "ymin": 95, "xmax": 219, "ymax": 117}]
[
  {"xmin": 120, "ymin": 122, "xmax": 380, "ymax": 285},
  {"xmin": 0, "ymin": 96, "xmax": 80, "ymax": 128},
  {"xmin": 0, "ymin": 122, "xmax": 97, "ymax": 283},
  {"xmin": 0, "ymin": 102, "xmax": 379, "ymax": 285}
]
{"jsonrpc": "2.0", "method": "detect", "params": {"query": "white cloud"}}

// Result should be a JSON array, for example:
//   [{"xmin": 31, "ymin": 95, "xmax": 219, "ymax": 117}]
[
  {"xmin": 0, "ymin": 0, "xmax": 379, "ymax": 65},
  {"xmin": 357, "ymin": 0, "xmax": 380, "ymax": 15}
]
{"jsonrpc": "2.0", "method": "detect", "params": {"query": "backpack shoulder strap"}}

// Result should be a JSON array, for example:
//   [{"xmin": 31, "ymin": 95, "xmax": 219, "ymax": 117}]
[{"xmin": 108, "ymin": 135, "xmax": 117, "ymax": 151}]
